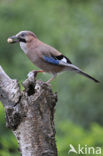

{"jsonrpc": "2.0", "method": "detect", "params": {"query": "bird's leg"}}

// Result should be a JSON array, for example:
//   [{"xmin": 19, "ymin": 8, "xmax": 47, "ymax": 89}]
[
  {"xmin": 32, "ymin": 70, "xmax": 44, "ymax": 77},
  {"xmin": 46, "ymin": 74, "xmax": 57, "ymax": 84},
  {"xmin": 27, "ymin": 70, "xmax": 44, "ymax": 80}
]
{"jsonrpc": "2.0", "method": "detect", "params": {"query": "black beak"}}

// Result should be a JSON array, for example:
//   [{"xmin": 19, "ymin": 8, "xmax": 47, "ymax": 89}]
[{"xmin": 7, "ymin": 35, "xmax": 19, "ymax": 44}]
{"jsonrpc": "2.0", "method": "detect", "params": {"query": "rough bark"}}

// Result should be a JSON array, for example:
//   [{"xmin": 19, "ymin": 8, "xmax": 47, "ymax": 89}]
[{"xmin": 0, "ymin": 66, "xmax": 58, "ymax": 156}]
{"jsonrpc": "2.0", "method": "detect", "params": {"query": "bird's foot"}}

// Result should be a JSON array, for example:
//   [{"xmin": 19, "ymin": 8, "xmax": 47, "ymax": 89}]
[
  {"xmin": 32, "ymin": 70, "xmax": 44, "ymax": 77},
  {"xmin": 27, "ymin": 70, "xmax": 44, "ymax": 82},
  {"xmin": 44, "ymin": 81, "xmax": 51, "ymax": 87}
]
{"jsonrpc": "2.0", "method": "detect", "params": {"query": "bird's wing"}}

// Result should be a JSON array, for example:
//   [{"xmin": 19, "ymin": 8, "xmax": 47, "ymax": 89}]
[
  {"xmin": 42, "ymin": 52, "xmax": 80, "ymax": 70},
  {"xmin": 43, "ymin": 54, "xmax": 72, "ymax": 65},
  {"xmin": 42, "ymin": 52, "xmax": 81, "ymax": 72},
  {"xmin": 38, "ymin": 43, "xmax": 79, "ymax": 70}
]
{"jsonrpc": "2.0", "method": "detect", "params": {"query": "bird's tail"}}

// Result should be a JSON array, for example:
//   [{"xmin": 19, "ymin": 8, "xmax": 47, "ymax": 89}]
[
  {"xmin": 77, "ymin": 70, "xmax": 99, "ymax": 83},
  {"xmin": 65, "ymin": 64, "xmax": 100, "ymax": 83}
]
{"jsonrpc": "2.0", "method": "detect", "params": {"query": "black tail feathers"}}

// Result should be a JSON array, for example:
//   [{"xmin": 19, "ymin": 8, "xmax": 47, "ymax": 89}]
[
  {"xmin": 65, "ymin": 63, "xmax": 100, "ymax": 83},
  {"xmin": 78, "ymin": 70, "xmax": 100, "ymax": 83}
]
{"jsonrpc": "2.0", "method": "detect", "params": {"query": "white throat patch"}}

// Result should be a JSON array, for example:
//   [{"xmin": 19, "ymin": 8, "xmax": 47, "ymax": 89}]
[{"xmin": 20, "ymin": 42, "xmax": 28, "ymax": 54}]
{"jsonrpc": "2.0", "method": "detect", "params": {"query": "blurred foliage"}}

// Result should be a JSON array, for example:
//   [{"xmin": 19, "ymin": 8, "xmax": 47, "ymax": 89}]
[
  {"xmin": 0, "ymin": 0, "xmax": 103, "ymax": 155},
  {"xmin": 56, "ymin": 121, "xmax": 103, "ymax": 156},
  {"xmin": 0, "ymin": 104, "xmax": 19, "ymax": 156}
]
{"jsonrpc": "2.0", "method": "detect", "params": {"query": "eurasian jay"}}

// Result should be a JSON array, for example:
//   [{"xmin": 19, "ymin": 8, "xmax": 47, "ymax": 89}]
[{"xmin": 7, "ymin": 31, "xmax": 99, "ymax": 83}]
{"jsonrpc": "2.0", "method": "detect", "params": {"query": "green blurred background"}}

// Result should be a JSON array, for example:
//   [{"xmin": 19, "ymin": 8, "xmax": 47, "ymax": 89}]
[{"xmin": 0, "ymin": 0, "xmax": 103, "ymax": 155}]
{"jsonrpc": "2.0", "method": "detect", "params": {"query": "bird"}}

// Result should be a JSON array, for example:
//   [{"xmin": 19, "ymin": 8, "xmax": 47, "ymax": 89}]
[{"xmin": 7, "ymin": 30, "xmax": 99, "ymax": 83}]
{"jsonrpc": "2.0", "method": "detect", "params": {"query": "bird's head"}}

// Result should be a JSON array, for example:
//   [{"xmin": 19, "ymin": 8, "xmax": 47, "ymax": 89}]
[{"xmin": 7, "ymin": 31, "xmax": 37, "ymax": 44}]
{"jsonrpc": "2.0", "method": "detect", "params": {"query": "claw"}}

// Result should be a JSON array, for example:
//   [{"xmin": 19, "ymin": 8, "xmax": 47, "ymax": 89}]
[
  {"xmin": 32, "ymin": 70, "xmax": 44, "ymax": 77},
  {"xmin": 44, "ymin": 81, "xmax": 51, "ymax": 87}
]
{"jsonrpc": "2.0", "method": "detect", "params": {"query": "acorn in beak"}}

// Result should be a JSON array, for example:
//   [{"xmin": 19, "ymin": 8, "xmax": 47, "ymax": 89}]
[{"xmin": 7, "ymin": 36, "xmax": 19, "ymax": 44}]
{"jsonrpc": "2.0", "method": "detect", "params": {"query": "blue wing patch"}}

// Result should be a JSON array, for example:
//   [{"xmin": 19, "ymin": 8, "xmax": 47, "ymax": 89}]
[{"xmin": 43, "ymin": 56, "xmax": 59, "ymax": 65}]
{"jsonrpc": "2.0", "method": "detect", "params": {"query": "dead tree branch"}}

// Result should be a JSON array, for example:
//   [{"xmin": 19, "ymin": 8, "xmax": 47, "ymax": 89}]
[{"xmin": 0, "ymin": 66, "xmax": 58, "ymax": 156}]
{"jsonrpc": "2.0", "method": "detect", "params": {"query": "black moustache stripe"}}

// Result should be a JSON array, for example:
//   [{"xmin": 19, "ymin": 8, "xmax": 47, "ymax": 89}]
[{"xmin": 19, "ymin": 38, "xmax": 26, "ymax": 43}]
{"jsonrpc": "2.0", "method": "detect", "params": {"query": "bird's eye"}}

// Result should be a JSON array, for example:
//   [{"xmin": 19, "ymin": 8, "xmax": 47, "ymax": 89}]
[{"xmin": 21, "ymin": 33, "xmax": 25, "ymax": 37}]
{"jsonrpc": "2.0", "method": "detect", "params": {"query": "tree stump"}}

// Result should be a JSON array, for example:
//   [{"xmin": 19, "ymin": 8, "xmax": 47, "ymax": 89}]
[{"xmin": 0, "ymin": 66, "xmax": 58, "ymax": 156}]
